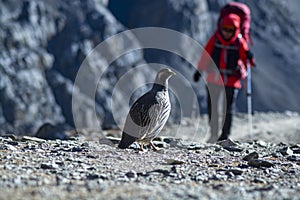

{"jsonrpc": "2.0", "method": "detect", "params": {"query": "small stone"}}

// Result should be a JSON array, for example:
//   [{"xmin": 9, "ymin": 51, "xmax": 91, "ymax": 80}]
[
  {"xmin": 287, "ymin": 155, "xmax": 300, "ymax": 162},
  {"xmin": 238, "ymin": 164, "xmax": 249, "ymax": 169},
  {"xmin": 194, "ymin": 175, "xmax": 208, "ymax": 182},
  {"xmin": 99, "ymin": 174, "xmax": 109, "ymax": 180},
  {"xmin": 51, "ymin": 149, "xmax": 59, "ymax": 154},
  {"xmin": 292, "ymin": 148, "xmax": 300, "ymax": 154},
  {"xmin": 2, "ymin": 134, "xmax": 18, "ymax": 140},
  {"xmin": 291, "ymin": 144, "xmax": 300, "ymax": 148},
  {"xmin": 279, "ymin": 147, "xmax": 293, "ymax": 156},
  {"xmin": 86, "ymin": 174, "xmax": 99, "ymax": 180},
  {"xmin": 55, "ymin": 161, "xmax": 64, "ymax": 166},
  {"xmin": 225, "ymin": 168, "xmax": 244, "ymax": 176},
  {"xmin": 243, "ymin": 152, "xmax": 259, "ymax": 161},
  {"xmin": 223, "ymin": 146, "xmax": 243, "ymax": 152},
  {"xmin": 217, "ymin": 139, "xmax": 243, "ymax": 152},
  {"xmin": 125, "ymin": 171, "xmax": 137, "ymax": 179},
  {"xmin": 87, "ymin": 154, "xmax": 97, "ymax": 159},
  {"xmin": 39, "ymin": 143, "xmax": 49, "ymax": 150},
  {"xmin": 81, "ymin": 142, "xmax": 89, "ymax": 147},
  {"xmin": 153, "ymin": 141, "xmax": 169, "ymax": 149},
  {"xmin": 35, "ymin": 123, "xmax": 69, "ymax": 140},
  {"xmin": 163, "ymin": 138, "xmax": 171, "ymax": 143},
  {"xmin": 217, "ymin": 139, "xmax": 238, "ymax": 147},
  {"xmin": 213, "ymin": 146, "xmax": 223, "ymax": 152},
  {"xmin": 271, "ymin": 152, "xmax": 283, "ymax": 158},
  {"xmin": 71, "ymin": 147, "xmax": 83, "ymax": 152},
  {"xmin": 22, "ymin": 136, "xmax": 46, "ymax": 143},
  {"xmin": 187, "ymin": 144, "xmax": 203, "ymax": 150},
  {"xmin": 253, "ymin": 178, "xmax": 268, "ymax": 184},
  {"xmin": 248, "ymin": 159, "xmax": 274, "ymax": 168},
  {"xmin": 137, "ymin": 172, "xmax": 149, "ymax": 177},
  {"xmin": 40, "ymin": 163, "xmax": 58, "ymax": 169},
  {"xmin": 165, "ymin": 158, "xmax": 185, "ymax": 165},
  {"xmin": 153, "ymin": 137, "xmax": 164, "ymax": 142},
  {"xmin": 256, "ymin": 140, "xmax": 268, "ymax": 147},
  {"xmin": 171, "ymin": 166, "xmax": 177, "ymax": 174},
  {"xmin": 2, "ymin": 144, "xmax": 18, "ymax": 151}
]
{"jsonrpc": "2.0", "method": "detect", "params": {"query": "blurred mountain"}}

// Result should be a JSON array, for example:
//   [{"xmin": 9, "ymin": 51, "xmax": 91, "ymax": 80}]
[
  {"xmin": 0, "ymin": 0, "xmax": 151, "ymax": 134},
  {"xmin": 108, "ymin": 0, "xmax": 300, "ymax": 113},
  {"xmin": 0, "ymin": 0, "xmax": 299, "ymax": 135}
]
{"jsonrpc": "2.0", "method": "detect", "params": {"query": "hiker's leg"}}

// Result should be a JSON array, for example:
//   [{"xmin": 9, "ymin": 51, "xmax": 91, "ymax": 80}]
[
  {"xmin": 207, "ymin": 84, "xmax": 222, "ymax": 143},
  {"xmin": 219, "ymin": 87, "xmax": 238, "ymax": 141}
]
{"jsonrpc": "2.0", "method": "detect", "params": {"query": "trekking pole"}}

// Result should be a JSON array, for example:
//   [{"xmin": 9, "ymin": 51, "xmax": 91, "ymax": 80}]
[{"xmin": 246, "ymin": 62, "xmax": 253, "ymax": 140}]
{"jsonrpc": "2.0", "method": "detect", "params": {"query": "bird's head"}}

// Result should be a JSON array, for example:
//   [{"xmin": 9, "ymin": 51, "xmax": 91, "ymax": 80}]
[{"xmin": 154, "ymin": 68, "xmax": 176, "ymax": 86}]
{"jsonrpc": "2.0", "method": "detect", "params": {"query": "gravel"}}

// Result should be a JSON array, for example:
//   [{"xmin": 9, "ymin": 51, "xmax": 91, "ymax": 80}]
[{"xmin": 1, "ymin": 134, "xmax": 300, "ymax": 200}]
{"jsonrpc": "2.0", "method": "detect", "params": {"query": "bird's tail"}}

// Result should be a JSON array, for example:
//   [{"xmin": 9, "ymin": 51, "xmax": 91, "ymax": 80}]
[{"xmin": 118, "ymin": 132, "xmax": 137, "ymax": 149}]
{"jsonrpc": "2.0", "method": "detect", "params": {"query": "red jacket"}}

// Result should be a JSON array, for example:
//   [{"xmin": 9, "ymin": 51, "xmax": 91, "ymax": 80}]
[{"xmin": 197, "ymin": 14, "xmax": 249, "ymax": 88}]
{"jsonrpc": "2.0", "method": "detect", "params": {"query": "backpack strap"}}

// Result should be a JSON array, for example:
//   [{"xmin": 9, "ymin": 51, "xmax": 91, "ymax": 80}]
[
  {"xmin": 213, "ymin": 35, "xmax": 243, "ymax": 81},
  {"xmin": 214, "ymin": 42, "xmax": 239, "ymax": 50},
  {"xmin": 214, "ymin": 34, "xmax": 241, "ymax": 50}
]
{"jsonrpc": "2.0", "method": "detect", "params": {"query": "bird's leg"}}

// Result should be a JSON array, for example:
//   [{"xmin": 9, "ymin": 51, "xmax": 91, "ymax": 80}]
[
  {"xmin": 139, "ymin": 143, "xmax": 144, "ymax": 151},
  {"xmin": 150, "ymin": 141, "xmax": 160, "ymax": 151}
]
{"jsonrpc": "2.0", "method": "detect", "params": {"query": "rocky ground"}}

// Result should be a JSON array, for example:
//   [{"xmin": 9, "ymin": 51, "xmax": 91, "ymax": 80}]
[{"xmin": 1, "ymin": 113, "xmax": 300, "ymax": 200}]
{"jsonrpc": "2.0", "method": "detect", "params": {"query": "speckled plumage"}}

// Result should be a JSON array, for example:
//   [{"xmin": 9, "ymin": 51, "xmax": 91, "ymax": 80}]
[{"xmin": 118, "ymin": 68, "xmax": 175, "ymax": 150}]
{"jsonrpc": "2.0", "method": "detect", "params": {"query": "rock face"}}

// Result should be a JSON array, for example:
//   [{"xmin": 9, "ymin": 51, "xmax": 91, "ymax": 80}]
[
  {"xmin": 231, "ymin": 0, "xmax": 300, "ymax": 112},
  {"xmin": 0, "ymin": 0, "xmax": 152, "ymax": 134},
  {"xmin": 45, "ymin": 1, "xmax": 150, "ymax": 129},
  {"xmin": 0, "ymin": 0, "xmax": 65, "ymax": 134},
  {"xmin": 0, "ymin": 0, "xmax": 299, "ymax": 135},
  {"xmin": 108, "ymin": 0, "xmax": 212, "ymax": 80}
]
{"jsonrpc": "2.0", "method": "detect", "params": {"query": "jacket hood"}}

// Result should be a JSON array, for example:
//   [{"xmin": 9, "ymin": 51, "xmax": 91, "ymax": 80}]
[{"xmin": 217, "ymin": 13, "xmax": 241, "ymax": 44}]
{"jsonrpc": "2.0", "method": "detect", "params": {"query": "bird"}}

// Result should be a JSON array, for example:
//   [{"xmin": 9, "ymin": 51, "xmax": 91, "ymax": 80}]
[{"xmin": 118, "ymin": 68, "xmax": 176, "ymax": 151}]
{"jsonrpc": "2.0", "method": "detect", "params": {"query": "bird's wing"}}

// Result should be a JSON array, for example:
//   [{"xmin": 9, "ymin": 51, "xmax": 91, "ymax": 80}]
[
  {"xmin": 128, "ymin": 91, "xmax": 158, "ymax": 127},
  {"xmin": 122, "ymin": 91, "xmax": 158, "ymax": 139}
]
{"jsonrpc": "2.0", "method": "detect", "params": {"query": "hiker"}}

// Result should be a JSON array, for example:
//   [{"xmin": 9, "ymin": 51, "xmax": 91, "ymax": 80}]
[{"xmin": 194, "ymin": 11, "xmax": 255, "ymax": 143}]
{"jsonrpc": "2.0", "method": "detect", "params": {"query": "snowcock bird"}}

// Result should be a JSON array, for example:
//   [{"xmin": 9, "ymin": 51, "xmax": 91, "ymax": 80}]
[{"xmin": 118, "ymin": 68, "xmax": 175, "ymax": 150}]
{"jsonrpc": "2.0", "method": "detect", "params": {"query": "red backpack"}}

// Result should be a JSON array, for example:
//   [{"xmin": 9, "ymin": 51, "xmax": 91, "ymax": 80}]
[{"xmin": 218, "ymin": 2, "xmax": 252, "ymax": 45}]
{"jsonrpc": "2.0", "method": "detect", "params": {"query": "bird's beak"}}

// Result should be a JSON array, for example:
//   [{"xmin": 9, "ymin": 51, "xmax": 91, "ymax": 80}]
[{"xmin": 170, "ymin": 70, "xmax": 176, "ymax": 76}]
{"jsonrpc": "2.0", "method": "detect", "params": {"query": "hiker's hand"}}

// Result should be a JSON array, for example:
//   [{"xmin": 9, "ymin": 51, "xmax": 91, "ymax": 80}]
[
  {"xmin": 250, "ymin": 58, "xmax": 256, "ymax": 67},
  {"xmin": 193, "ymin": 70, "xmax": 201, "ymax": 82},
  {"xmin": 246, "ymin": 50, "xmax": 256, "ymax": 67}
]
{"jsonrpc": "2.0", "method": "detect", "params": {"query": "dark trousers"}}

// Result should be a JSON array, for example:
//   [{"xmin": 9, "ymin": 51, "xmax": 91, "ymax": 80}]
[{"xmin": 206, "ymin": 84, "xmax": 238, "ymax": 141}]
